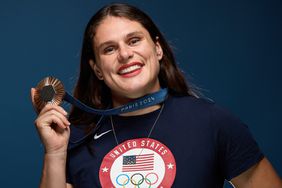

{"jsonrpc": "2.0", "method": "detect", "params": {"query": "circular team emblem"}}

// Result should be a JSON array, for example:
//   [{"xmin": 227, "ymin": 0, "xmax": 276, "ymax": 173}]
[{"xmin": 99, "ymin": 138, "xmax": 176, "ymax": 188}]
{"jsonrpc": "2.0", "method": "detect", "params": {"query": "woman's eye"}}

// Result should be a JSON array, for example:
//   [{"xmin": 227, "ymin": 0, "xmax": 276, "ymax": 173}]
[
  {"xmin": 103, "ymin": 46, "xmax": 115, "ymax": 54},
  {"xmin": 128, "ymin": 37, "xmax": 140, "ymax": 46}
]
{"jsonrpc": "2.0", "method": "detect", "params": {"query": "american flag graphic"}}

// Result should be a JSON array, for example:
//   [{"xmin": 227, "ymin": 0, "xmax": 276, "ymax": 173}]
[{"xmin": 122, "ymin": 153, "xmax": 154, "ymax": 172}]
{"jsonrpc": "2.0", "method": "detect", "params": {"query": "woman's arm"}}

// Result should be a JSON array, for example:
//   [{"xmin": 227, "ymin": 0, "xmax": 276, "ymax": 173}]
[
  {"xmin": 40, "ymin": 152, "xmax": 68, "ymax": 188},
  {"xmin": 230, "ymin": 157, "xmax": 282, "ymax": 188},
  {"xmin": 31, "ymin": 88, "xmax": 71, "ymax": 188},
  {"xmin": 40, "ymin": 152, "xmax": 74, "ymax": 188}
]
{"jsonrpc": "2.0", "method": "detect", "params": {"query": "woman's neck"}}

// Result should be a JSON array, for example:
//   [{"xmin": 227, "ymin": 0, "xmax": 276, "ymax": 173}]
[
  {"xmin": 111, "ymin": 92, "xmax": 161, "ymax": 116},
  {"xmin": 119, "ymin": 104, "xmax": 161, "ymax": 116}
]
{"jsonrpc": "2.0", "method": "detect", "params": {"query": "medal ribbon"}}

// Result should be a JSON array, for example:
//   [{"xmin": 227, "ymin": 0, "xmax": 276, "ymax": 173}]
[
  {"xmin": 64, "ymin": 88, "xmax": 168, "ymax": 115},
  {"xmin": 67, "ymin": 88, "xmax": 168, "ymax": 146}
]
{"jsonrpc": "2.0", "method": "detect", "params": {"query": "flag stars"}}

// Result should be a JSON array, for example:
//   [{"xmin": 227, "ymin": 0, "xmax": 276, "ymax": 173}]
[
  {"xmin": 102, "ymin": 166, "xmax": 109, "ymax": 173},
  {"xmin": 167, "ymin": 163, "xmax": 174, "ymax": 169}
]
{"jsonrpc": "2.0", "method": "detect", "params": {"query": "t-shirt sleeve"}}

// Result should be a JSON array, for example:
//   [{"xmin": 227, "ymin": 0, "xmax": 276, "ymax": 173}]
[{"xmin": 211, "ymin": 104, "xmax": 264, "ymax": 181}]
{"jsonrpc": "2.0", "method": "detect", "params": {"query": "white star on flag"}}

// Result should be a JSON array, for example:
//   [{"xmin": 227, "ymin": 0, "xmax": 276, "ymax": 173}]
[
  {"xmin": 167, "ymin": 163, "xmax": 174, "ymax": 169},
  {"xmin": 102, "ymin": 166, "xmax": 109, "ymax": 172}
]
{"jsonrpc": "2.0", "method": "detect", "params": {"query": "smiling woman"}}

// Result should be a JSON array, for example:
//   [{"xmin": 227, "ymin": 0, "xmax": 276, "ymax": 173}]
[
  {"xmin": 31, "ymin": 3, "xmax": 282, "ymax": 188},
  {"xmin": 91, "ymin": 16, "xmax": 163, "ymax": 101}
]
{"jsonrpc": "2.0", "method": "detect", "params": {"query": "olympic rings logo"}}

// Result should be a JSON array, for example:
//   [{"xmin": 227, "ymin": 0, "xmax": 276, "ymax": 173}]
[{"xmin": 115, "ymin": 172, "xmax": 159, "ymax": 187}]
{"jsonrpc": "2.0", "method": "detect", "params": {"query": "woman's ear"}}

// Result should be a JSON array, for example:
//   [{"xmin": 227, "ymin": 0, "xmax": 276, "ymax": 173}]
[
  {"xmin": 89, "ymin": 59, "xmax": 104, "ymax": 80},
  {"xmin": 155, "ymin": 37, "xmax": 163, "ymax": 60}
]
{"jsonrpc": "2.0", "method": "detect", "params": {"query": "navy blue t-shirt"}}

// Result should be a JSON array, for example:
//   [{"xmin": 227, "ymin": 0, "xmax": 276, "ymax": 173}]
[{"xmin": 66, "ymin": 95, "xmax": 263, "ymax": 188}]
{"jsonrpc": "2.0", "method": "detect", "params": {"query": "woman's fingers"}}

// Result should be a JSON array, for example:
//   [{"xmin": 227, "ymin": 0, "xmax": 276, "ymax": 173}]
[
  {"xmin": 39, "ymin": 103, "xmax": 68, "ymax": 117},
  {"xmin": 36, "ymin": 109, "xmax": 70, "ymax": 129},
  {"xmin": 30, "ymin": 88, "xmax": 36, "ymax": 105},
  {"xmin": 30, "ymin": 87, "xmax": 40, "ymax": 113},
  {"xmin": 35, "ymin": 106, "xmax": 70, "ymax": 132},
  {"xmin": 38, "ymin": 114, "xmax": 65, "ymax": 129}
]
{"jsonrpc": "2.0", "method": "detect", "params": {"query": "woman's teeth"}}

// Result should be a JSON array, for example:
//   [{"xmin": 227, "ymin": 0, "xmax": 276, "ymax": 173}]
[{"xmin": 119, "ymin": 65, "xmax": 142, "ymax": 74}]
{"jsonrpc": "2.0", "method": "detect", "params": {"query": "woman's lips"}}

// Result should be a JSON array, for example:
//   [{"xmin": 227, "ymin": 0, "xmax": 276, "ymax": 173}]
[{"xmin": 118, "ymin": 62, "xmax": 144, "ymax": 77}]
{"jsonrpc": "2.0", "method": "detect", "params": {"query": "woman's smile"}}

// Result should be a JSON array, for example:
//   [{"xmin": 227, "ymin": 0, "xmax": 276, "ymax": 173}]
[{"xmin": 118, "ymin": 62, "xmax": 144, "ymax": 77}]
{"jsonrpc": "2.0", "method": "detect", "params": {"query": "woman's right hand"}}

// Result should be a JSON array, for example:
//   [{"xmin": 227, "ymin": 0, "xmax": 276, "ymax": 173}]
[{"xmin": 31, "ymin": 88, "xmax": 71, "ymax": 154}]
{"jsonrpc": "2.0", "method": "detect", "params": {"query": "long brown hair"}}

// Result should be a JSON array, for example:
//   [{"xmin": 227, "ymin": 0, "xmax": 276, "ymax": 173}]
[{"xmin": 69, "ymin": 3, "xmax": 198, "ymax": 125}]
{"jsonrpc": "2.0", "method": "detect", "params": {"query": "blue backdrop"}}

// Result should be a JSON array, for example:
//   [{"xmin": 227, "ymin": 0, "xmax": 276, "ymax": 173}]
[{"xmin": 0, "ymin": 0, "xmax": 281, "ymax": 187}]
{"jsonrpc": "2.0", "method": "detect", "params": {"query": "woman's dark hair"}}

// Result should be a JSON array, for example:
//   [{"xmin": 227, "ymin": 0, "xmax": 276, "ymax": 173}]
[{"xmin": 69, "ymin": 3, "xmax": 198, "ymax": 125}]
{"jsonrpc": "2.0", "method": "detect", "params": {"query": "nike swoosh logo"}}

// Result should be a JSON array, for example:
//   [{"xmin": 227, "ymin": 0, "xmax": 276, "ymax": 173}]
[{"xmin": 94, "ymin": 130, "xmax": 112, "ymax": 140}]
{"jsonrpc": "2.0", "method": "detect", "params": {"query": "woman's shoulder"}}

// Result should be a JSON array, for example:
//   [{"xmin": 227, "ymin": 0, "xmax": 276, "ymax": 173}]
[
  {"xmin": 168, "ymin": 95, "xmax": 241, "ymax": 124},
  {"xmin": 168, "ymin": 95, "xmax": 215, "ymax": 111}
]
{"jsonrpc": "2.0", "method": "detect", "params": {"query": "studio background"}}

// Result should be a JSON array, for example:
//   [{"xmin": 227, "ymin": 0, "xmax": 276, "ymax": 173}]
[{"xmin": 0, "ymin": 0, "xmax": 281, "ymax": 187}]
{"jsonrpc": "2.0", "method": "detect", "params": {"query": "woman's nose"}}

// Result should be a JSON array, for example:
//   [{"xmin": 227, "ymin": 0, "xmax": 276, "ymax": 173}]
[{"xmin": 117, "ymin": 45, "xmax": 134, "ymax": 62}]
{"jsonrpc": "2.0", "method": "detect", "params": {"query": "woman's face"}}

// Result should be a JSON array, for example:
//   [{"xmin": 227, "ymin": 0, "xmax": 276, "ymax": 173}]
[{"xmin": 91, "ymin": 16, "xmax": 163, "ymax": 104}]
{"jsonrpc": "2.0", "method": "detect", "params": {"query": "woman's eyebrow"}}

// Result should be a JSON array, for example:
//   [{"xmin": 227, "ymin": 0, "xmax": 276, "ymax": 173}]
[
  {"xmin": 96, "ymin": 31, "xmax": 144, "ymax": 50},
  {"xmin": 96, "ymin": 40, "xmax": 115, "ymax": 52},
  {"xmin": 126, "ymin": 31, "xmax": 143, "ymax": 38}
]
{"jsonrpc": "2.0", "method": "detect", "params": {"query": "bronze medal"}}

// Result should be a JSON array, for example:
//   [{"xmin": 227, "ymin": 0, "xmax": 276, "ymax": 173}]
[{"xmin": 34, "ymin": 77, "xmax": 65, "ymax": 112}]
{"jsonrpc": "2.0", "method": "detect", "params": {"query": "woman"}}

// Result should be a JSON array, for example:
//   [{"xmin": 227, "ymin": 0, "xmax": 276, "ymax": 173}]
[{"xmin": 31, "ymin": 3, "xmax": 282, "ymax": 188}]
